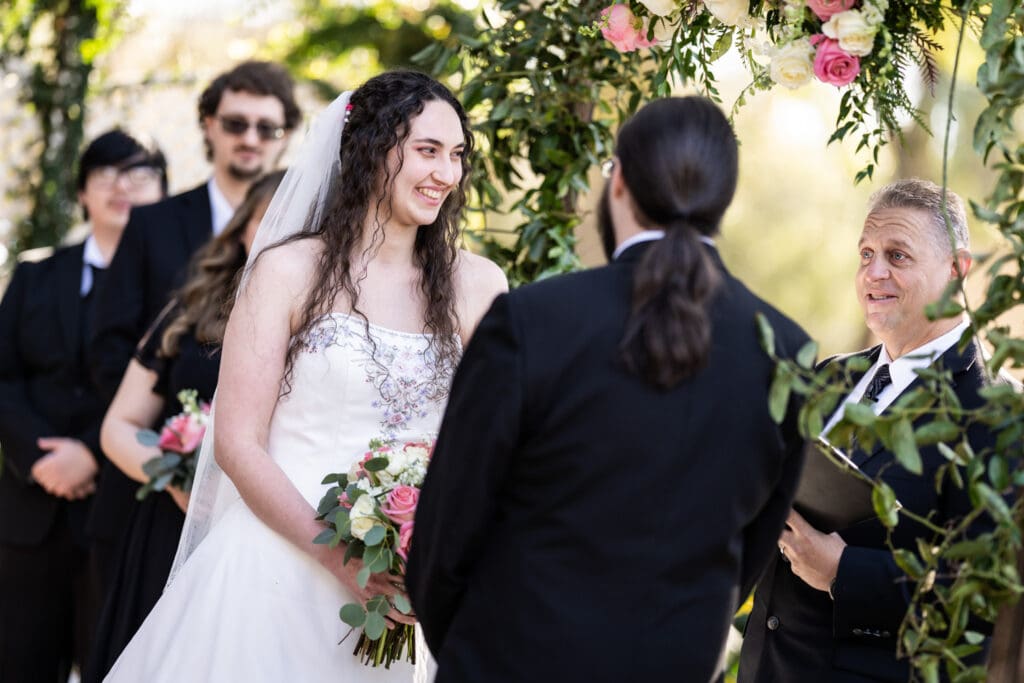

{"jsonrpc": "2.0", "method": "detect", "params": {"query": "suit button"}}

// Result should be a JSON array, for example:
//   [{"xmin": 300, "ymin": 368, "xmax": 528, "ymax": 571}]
[
  {"xmin": 853, "ymin": 628, "xmax": 864, "ymax": 636},
  {"xmin": 767, "ymin": 616, "xmax": 780, "ymax": 631}
]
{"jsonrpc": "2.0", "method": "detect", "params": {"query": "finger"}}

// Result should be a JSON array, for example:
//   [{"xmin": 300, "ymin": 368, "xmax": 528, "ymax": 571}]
[
  {"xmin": 786, "ymin": 509, "xmax": 808, "ymax": 533},
  {"xmin": 779, "ymin": 528, "xmax": 796, "ymax": 547},
  {"xmin": 36, "ymin": 437, "xmax": 61, "ymax": 450}
]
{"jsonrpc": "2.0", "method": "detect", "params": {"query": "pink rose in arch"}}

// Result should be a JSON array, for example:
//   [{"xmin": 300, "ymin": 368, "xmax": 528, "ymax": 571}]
[
  {"xmin": 158, "ymin": 414, "xmax": 206, "ymax": 454},
  {"xmin": 397, "ymin": 521, "xmax": 414, "ymax": 561},
  {"xmin": 381, "ymin": 485, "xmax": 419, "ymax": 524},
  {"xmin": 601, "ymin": 4, "xmax": 655, "ymax": 53},
  {"xmin": 810, "ymin": 35, "xmax": 860, "ymax": 87},
  {"xmin": 805, "ymin": 0, "xmax": 857, "ymax": 21}
]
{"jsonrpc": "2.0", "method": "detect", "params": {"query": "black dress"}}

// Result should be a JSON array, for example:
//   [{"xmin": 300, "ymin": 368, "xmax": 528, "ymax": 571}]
[{"xmin": 84, "ymin": 305, "xmax": 220, "ymax": 681}]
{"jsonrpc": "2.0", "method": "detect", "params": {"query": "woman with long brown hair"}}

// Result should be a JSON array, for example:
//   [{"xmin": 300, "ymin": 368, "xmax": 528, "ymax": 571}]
[
  {"xmin": 104, "ymin": 71, "xmax": 506, "ymax": 681},
  {"xmin": 86, "ymin": 171, "xmax": 285, "ymax": 681}
]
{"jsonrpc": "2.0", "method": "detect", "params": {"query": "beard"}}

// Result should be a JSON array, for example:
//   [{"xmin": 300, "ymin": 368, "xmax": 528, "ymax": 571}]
[
  {"xmin": 227, "ymin": 161, "xmax": 266, "ymax": 182},
  {"xmin": 597, "ymin": 184, "xmax": 617, "ymax": 262}
]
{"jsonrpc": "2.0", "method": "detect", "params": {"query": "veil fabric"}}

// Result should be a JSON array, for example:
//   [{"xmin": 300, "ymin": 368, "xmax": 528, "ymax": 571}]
[{"xmin": 166, "ymin": 91, "xmax": 353, "ymax": 584}]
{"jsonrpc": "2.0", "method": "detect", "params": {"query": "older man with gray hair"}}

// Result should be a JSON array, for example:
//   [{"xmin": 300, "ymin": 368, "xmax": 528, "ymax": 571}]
[{"xmin": 739, "ymin": 178, "xmax": 1002, "ymax": 683}]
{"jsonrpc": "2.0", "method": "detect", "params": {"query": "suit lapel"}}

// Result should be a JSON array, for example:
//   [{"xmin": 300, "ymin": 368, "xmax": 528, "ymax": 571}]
[
  {"xmin": 855, "ymin": 340, "xmax": 977, "ymax": 470},
  {"xmin": 178, "ymin": 183, "xmax": 215, "ymax": 257},
  {"xmin": 56, "ymin": 244, "xmax": 85, "ymax": 358}
]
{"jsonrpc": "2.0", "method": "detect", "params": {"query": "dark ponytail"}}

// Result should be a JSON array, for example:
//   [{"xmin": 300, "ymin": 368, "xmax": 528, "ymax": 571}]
[{"xmin": 613, "ymin": 97, "xmax": 738, "ymax": 389}]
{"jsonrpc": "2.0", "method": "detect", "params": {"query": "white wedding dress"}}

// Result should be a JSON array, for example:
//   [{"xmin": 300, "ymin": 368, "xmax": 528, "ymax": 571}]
[{"xmin": 104, "ymin": 313, "xmax": 453, "ymax": 682}]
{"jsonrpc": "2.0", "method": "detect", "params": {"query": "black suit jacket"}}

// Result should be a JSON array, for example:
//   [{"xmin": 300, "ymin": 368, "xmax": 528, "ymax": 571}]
[
  {"xmin": 86, "ymin": 182, "xmax": 212, "ymax": 541},
  {"xmin": 407, "ymin": 243, "xmax": 810, "ymax": 682},
  {"xmin": 0, "ymin": 244, "xmax": 104, "ymax": 546},
  {"xmin": 739, "ymin": 341, "xmax": 1003, "ymax": 683}
]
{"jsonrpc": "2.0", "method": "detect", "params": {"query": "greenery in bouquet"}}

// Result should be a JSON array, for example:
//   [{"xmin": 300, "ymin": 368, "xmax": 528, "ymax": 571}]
[
  {"xmin": 315, "ymin": 437, "xmax": 434, "ymax": 667},
  {"xmin": 134, "ymin": 389, "xmax": 210, "ymax": 501}
]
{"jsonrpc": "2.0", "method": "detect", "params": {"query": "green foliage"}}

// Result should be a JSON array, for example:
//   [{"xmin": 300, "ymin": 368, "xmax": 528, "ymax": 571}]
[
  {"xmin": 416, "ymin": 0, "xmax": 670, "ymax": 285},
  {"xmin": 0, "ymin": 0, "xmax": 127, "ymax": 254}
]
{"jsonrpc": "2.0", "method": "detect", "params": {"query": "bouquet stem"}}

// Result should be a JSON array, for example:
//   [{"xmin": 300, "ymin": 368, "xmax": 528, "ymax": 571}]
[{"xmin": 353, "ymin": 624, "xmax": 416, "ymax": 667}]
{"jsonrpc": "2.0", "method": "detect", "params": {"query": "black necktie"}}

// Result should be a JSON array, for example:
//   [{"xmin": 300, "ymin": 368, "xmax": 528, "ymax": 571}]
[
  {"xmin": 862, "ymin": 364, "xmax": 892, "ymax": 403},
  {"xmin": 87, "ymin": 264, "xmax": 107, "ymax": 298}
]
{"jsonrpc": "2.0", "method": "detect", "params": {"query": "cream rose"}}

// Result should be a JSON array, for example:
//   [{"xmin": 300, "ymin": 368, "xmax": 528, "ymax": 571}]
[
  {"xmin": 350, "ymin": 516, "xmax": 375, "ymax": 541},
  {"xmin": 639, "ymin": 0, "xmax": 677, "ymax": 17},
  {"xmin": 348, "ymin": 494, "xmax": 378, "ymax": 540},
  {"xmin": 703, "ymin": 0, "xmax": 750, "ymax": 27},
  {"xmin": 770, "ymin": 39, "xmax": 815, "ymax": 89},
  {"xmin": 822, "ymin": 10, "xmax": 878, "ymax": 57}
]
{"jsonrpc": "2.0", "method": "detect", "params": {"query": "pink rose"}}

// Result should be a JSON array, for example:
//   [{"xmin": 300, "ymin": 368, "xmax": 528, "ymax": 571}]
[
  {"xmin": 381, "ymin": 485, "xmax": 419, "ymax": 524},
  {"xmin": 338, "ymin": 491, "xmax": 352, "ymax": 509},
  {"xmin": 805, "ymin": 0, "xmax": 857, "ymax": 20},
  {"xmin": 396, "ymin": 520, "xmax": 414, "ymax": 561},
  {"xmin": 810, "ymin": 35, "xmax": 860, "ymax": 87},
  {"xmin": 600, "ymin": 5, "xmax": 654, "ymax": 53},
  {"xmin": 158, "ymin": 414, "xmax": 206, "ymax": 454}
]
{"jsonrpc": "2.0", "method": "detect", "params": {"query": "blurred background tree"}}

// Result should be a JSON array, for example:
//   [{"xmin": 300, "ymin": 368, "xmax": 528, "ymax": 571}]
[{"xmin": 0, "ymin": 0, "xmax": 127, "ymax": 253}]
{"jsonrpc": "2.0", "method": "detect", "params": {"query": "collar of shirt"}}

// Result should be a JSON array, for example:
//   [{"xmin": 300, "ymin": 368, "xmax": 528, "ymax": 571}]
[
  {"xmin": 611, "ymin": 231, "xmax": 716, "ymax": 260},
  {"xmin": 207, "ymin": 177, "xmax": 234, "ymax": 237},
  {"xmin": 822, "ymin": 318, "xmax": 970, "ymax": 437},
  {"xmin": 80, "ymin": 234, "xmax": 109, "ymax": 296}
]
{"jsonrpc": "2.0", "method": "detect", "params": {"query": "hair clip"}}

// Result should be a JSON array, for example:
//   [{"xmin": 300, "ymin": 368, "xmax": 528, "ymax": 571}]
[{"xmin": 344, "ymin": 103, "xmax": 353, "ymax": 125}]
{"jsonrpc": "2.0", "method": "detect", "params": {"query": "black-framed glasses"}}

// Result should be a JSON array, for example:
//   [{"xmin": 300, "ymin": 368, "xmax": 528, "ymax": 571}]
[
  {"xmin": 89, "ymin": 165, "xmax": 162, "ymax": 188},
  {"xmin": 217, "ymin": 115, "xmax": 286, "ymax": 141}
]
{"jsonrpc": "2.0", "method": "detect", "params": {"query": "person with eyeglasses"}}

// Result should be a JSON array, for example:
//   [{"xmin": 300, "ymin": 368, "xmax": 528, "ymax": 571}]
[
  {"xmin": 0, "ymin": 129, "xmax": 166, "ymax": 683},
  {"xmin": 86, "ymin": 61, "xmax": 301, "ymax": 598}
]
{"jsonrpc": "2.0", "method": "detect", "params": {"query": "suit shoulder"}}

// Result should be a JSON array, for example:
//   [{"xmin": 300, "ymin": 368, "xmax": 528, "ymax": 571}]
[{"xmin": 126, "ymin": 182, "xmax": 207, "ymax": 229}]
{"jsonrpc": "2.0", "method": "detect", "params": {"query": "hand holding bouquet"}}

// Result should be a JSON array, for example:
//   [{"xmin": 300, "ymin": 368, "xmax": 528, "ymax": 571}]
[
  {"xmin": 315, "ymin": 437, "xmax": 433, "ymax": 667},
  {"xmin": 135, "ymin": 389, "xmax": 210, "ymax": 500}
]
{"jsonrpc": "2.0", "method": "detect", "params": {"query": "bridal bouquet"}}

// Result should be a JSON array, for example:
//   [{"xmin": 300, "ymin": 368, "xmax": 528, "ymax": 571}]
[
  {"xmin": 134, "ymin": 389, "xmax": 210, "ymax": 500},
  {"xmin": 315, "ymin": 436, "xmax": 434, "ymax": 667}
]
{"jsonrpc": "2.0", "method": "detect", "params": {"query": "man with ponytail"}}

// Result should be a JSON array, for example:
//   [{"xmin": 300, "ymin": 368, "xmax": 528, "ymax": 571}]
[{"xmin": 408, "ymin": 96, "xmax": 811, "ymax": 683}]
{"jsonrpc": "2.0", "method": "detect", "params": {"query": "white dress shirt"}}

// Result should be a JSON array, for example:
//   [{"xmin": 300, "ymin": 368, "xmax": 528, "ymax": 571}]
[
  {"xmin": 207, "ymin": 178, "xmax": 234, "ymax": 237},
  {"xmin": 612, "ymin": 230, "xmax": 716, "ymax": 260},
  {"xmin": 80, "ymin": 235, "xmax": 110, "ymax": 296},
  {"xmin": 822, "ymin": 319, "xmax": 971, "ymax": 437}
]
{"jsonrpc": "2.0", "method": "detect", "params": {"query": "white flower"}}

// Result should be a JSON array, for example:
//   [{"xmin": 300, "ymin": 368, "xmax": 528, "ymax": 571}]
[
  {"xmin": 350, "ymin": 516, "xmax": 375, "ymax": 541},
  {"xmin": 703, "ymin": 0, "xmax": 751, "ymax": 27},
  {"xmin": 770, "ymin": 38, "xmax": 815, "ymax": 89},
  {"xmin": 347, "ymin": 460, "xmax": 363, "ymax": 482},
  {"xmin": 348, "ymin": 494, "xmax": 378, "ymax": 540},
  {"xmin": 861, "ymin": 1, "xmax": 885, "ymax": 26},
  {"xmin": 638, "ymin": 0, "xmax": 677, "ymax": 17},
  {"xmin": 822, "ymin": 10, "xmax": 878, "ymax": 56},
  {"xmin": 650, "ymin": 16, "xmax": 680, "ymax": 43},
  {"xmin": 384, "ymin": 449, "xmax": 409, "ymax": 477}
]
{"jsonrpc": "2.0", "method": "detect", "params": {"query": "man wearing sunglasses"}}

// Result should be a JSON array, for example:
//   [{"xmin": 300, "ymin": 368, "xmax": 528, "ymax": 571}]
[{"xmin": 86, "ymin": 60, "xmax": 301, "ymax": 592}]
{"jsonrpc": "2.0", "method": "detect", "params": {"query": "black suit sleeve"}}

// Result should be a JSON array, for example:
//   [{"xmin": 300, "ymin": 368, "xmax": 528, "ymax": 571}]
[
  {"xmin": 89, "ymin": 212, "xmax": 148, "ymax": 400},
  {"xmin": 739, "ymin": 324, "xmax": 810, "ymax": 600},
  {"xmin": 0, "ymin": 263, "xmax": 59, "ymax": 482},
  {"xmin": 406, "ymin": 294, "xmax": 523, "ymax": 656}
]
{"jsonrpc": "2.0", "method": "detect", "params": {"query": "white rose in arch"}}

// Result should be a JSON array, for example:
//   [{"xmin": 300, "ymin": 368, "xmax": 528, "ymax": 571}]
[
  {"xmin": 770, "ymin": 38, "xmax": 816, "ymax": 89},
  {"xmin": 822, "ymin": 10, "xmax": 878, "ymax": 56},
  {"xmin": 704, "ymin": 0, "xmax": 751, "ymax": 27},
  {"xmin": 639, "ymin": 0, "xmax": 677, "ymax": 17}
]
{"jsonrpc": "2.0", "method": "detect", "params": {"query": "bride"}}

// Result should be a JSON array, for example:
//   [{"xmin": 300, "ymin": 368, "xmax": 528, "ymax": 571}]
[{"xmin": 104, "ymin": 70, "xmax": 507, "ymax": 681}]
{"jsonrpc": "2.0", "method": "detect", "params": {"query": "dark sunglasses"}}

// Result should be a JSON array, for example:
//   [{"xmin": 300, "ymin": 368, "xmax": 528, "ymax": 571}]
[{"xmin": 217, "ymin": 115, "xmax": 286, "ymax": 141}]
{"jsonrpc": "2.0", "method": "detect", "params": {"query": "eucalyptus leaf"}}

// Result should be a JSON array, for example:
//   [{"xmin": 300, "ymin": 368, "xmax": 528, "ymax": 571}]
[
  {"xmin": 339, "ymin": 603, "xmax": 366, "ymax": 628},
  {"xmin": 364, "ymin": 612, "xmax": 387, "ymax": 641},
  {"xmin": 891, "ymin": 418, "xmax": 922, "ymax": 475}
]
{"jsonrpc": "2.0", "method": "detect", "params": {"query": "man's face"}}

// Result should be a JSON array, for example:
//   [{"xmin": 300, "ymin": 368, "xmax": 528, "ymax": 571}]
[
  {"xmin": 203, "ymin": 89, "xmax": 289, "ymax": 181},
  {"xmin": 855, "ymin": 207, "xmax": 962, "ymax": 356}
]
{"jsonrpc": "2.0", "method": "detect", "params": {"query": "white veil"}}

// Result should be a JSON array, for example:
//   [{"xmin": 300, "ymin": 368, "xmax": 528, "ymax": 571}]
[{"xmin": 166, "ymin": 91, "xmax": 353, "ymax": 584}]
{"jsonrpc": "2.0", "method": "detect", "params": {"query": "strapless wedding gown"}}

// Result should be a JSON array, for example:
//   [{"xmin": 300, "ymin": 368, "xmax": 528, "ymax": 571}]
[{"xmin": 104, "ymin": 314, "xmax": 454, "ymax": 682}]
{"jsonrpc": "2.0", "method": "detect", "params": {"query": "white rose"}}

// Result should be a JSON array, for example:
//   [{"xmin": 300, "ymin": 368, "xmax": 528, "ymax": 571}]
[
  {"xmin": 703, "ymin": 0, "xmax": 751, "ymax": 27},
  {"xmin": 639, "ymin": 0, "xmax": 677, "ymax": 17},
  {"xmin": 770, "ymin": 39, "xmax": 815, "ymax": 89},
  {"xmin": 350, "ymin": 516, "xmax": 375, "ymax": 541},
  {"xmin": 384, "ymin": 449, "xmax": 409, "ymax": 477},
  {"xmin": 350, "ymin": 493, "xmax": 376, "ymax": 520},
  {"xmin": 822, "ymin": 10, "xmax": 877, "ymax": 56},
  {"xmin": 347, "ymin": 460, "xmax": 363, "ymax": 482}
]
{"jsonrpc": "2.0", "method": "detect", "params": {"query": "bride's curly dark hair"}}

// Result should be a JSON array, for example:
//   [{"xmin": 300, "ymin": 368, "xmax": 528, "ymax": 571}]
[{"xmin": 273, "ymin": 71, "xmax": 472, "ymax": 388}]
